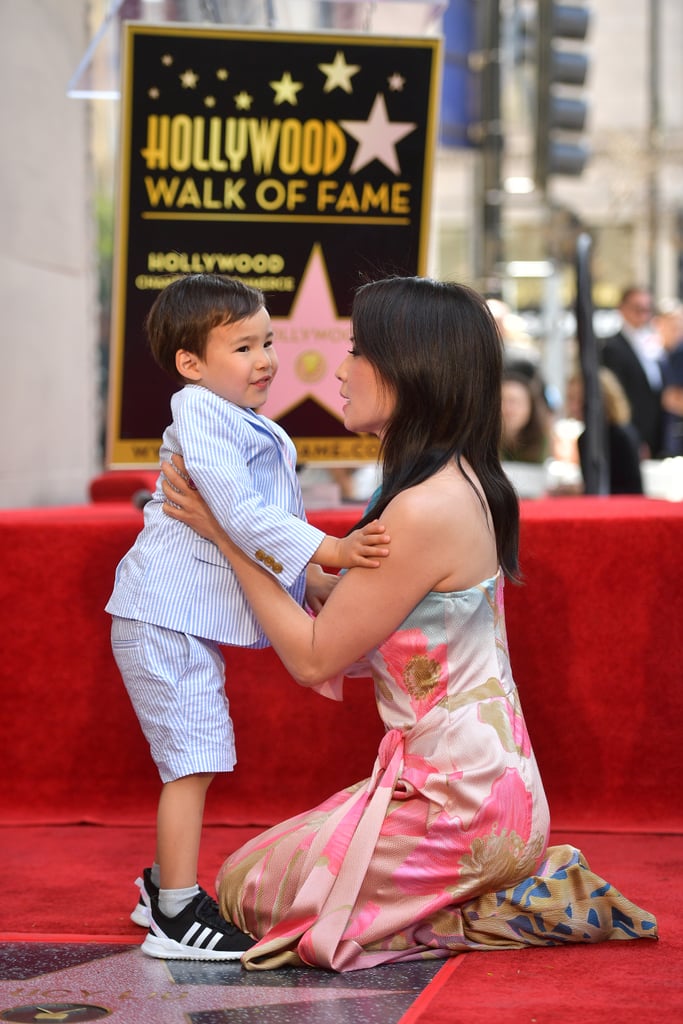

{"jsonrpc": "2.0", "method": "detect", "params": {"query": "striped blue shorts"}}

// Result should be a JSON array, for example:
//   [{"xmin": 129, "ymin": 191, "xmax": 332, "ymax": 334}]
[{"xmin": 110, "ymin": 617, "xmax": 236, "ymax": 783}]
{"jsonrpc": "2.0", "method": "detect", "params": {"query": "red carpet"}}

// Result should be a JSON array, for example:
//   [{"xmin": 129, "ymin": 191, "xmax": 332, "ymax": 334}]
[
  {"xmin": 4, "ymin": 825, "xmax": 680, "ymax": 1019},
  {"xmin": 2, "ymin": 825, "xmax": 669, "ymax": 943},
  {"xmin": 403, "ymin": 940, "xmax": 679, "ymax": 1024},
  {"xmin": 2, "ymin": 823, "xmax": 260, "ymax": 940}
]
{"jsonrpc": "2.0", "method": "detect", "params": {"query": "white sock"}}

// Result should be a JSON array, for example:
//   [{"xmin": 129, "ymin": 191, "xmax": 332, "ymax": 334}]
[{"xmin": 159, "ymin": 884, "xmax": 200, "ymax": 919}]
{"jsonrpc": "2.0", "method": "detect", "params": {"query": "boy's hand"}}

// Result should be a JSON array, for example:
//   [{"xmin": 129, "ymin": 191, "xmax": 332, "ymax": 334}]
[
  {"xmin": 305, "ymin": 565, "xmax": 339, "ymax": 613},
  {"xmin": 340, "ymin": 519, "xmax": 391, "ymax": 568}
]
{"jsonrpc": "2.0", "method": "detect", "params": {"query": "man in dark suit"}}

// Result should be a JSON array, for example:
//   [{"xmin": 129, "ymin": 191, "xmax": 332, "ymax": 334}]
[
  {"xmin": 655, "ymin": 302, "xmax": 683, "ymax": 456},
  {"xmin": 601, "ymin": 286, "xmax": 663, "ymax": 458}
]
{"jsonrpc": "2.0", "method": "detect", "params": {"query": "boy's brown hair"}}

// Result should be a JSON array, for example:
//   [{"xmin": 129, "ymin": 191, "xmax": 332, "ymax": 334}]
[{"xmin": 146, "ymin": 274, "xmax": 265, "ymax": 382}]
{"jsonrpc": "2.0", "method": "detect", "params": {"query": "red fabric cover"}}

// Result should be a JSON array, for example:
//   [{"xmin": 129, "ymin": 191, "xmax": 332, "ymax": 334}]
[
  {"xmin": 508, "ymin": 497, "xmax": 683, "ymax": 831},
  {"xmin": 1, "ymin": 497, "xmax": 681, "ymax": 831},
  {"xmin": 89, "ymin": 470, "xmax": 159, "ymax": 502}
]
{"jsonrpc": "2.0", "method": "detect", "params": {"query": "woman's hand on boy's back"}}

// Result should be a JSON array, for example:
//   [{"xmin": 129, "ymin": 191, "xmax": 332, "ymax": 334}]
[{"xmin": 161, "ymin": 456, "xmax": 225, "ymax": 544}]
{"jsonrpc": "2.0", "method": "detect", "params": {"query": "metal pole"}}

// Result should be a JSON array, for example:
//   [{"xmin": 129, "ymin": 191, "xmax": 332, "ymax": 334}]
[
  {"xmin": 647, "ymin": 0, "xmax": 660, "ymax": 295},
  {"xmin": 576, "ymin": 233, "xmax": 609, "ymax": 494},
  {"xmin": 476, "ymin": 0, "xmax": 504, "ymax": 294}
]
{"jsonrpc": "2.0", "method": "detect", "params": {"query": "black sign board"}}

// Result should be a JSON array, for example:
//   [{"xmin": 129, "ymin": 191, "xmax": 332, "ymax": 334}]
[{"xmin": 107, "ymin": 23, "xmax": 441, "ymax": 466}]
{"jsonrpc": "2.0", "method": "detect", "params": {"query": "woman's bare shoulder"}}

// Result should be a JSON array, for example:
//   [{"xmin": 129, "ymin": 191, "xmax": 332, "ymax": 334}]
[
  {"xmin": 386, "ymin": 463, "xmax": 485, "ymax": 522},
  {"xmin": 382, "ymin": 466, "xmax": 497, "ymax": 589}
]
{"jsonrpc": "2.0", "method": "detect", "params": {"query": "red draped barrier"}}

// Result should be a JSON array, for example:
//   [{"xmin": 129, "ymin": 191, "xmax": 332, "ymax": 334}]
[{"xmin": 1, "ymin": 495, "xmax": 681, "ymax": 832}]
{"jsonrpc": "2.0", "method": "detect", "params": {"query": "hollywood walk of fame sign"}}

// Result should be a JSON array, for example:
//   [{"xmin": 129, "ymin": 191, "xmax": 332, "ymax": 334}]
[{"xmin": 106, "ymin": 23, "xmax": 442, "ymax": 467}]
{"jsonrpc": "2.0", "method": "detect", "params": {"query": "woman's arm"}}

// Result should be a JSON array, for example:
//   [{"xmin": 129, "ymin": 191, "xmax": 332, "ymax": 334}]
[
  {"xmin": 177, "ymin": 390, "xmax": 389, "ymax": 571},
  {"xmin": 161, "ymin": 456, "xmax": 447, "ymax": 685}
]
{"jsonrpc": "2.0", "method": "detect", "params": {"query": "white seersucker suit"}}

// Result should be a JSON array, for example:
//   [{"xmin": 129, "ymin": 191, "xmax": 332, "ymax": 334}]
[{"xmin": 105, "ymin": 385, "xmax": 326, "ymax": 647}]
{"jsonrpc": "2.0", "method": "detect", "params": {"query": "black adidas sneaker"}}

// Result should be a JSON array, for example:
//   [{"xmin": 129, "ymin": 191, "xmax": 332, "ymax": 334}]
[
  {"xmin": 141, "ymin": 890, "xmax": 255, "ymax": 961},
  {"xmin": 130, "ymin": 867, "xmax": 159, "ymax": 927}
]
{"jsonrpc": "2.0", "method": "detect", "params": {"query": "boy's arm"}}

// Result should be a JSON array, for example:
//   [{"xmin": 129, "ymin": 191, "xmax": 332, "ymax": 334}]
[
  {"xmin": 174, "ymin": 390, "xmax": 390, "ymax": 576},
  {"xmin": 305, "ymin": 564, "xmax": 338, "ymax": 614}
]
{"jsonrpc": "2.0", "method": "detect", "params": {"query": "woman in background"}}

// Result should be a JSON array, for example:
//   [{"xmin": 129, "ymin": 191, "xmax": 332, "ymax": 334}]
[
  {"xmin": 500, "ymin": 367, "xmax": 553, "ymax": 464},
  {"xmin": 565, "ymin": 365, "xmax": 643, "ymax": 494}
]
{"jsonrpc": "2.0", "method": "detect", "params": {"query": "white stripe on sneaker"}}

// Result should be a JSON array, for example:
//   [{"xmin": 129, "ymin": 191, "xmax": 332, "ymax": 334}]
[
  {"xmin": 196, "ymin": 927, "xmax": 213, "ymax": 948},
  {"xmin": 181, "ymin": 922, "xmax": 202, "ymax": 944}
]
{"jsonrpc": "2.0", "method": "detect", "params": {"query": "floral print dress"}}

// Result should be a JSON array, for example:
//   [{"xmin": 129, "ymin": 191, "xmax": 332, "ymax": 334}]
[{"xmin": 217, "ymin": 573, "xmax": 658, "ymax": 971}]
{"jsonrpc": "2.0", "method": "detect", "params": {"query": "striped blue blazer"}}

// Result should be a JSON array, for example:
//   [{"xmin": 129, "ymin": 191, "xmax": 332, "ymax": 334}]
[{"xmin": 105, "ymin": 385, "xmax": 326, "ymax": 646}]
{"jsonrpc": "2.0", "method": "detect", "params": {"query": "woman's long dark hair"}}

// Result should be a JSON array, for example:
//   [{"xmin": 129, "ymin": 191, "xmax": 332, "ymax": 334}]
[{"xmin": 350, "ymin": 276, "xmax": 520, "ymax": 581}]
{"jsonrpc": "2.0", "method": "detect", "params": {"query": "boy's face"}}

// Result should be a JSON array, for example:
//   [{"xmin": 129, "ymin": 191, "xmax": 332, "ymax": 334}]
[{"xmin": 179, "ymin": 307, "xmax": 278, "ymax": 410}]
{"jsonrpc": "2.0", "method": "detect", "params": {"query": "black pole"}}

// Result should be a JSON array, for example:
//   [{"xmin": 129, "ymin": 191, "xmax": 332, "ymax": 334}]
[
  {"xmin": 575, "ymin": 233, "xmax": 609, "ymax": 494},
  {"xmin": 477, "ymin": 0, "xmax": 504, "ymax": 294},
  {"xmin": 647, "ymin": 0, "xmax": 660, "ymax": 295}
]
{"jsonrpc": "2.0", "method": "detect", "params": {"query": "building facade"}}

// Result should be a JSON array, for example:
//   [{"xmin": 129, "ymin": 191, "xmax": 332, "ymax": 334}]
[{"xmin": 1, "ymin": 0, "xmax": 681, "ymax": 506}]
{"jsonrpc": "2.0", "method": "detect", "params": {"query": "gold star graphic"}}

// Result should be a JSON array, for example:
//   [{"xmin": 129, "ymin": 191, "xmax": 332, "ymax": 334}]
[
  {"xmin": 270, "ymin": 71, "xmax": 303, "ymax": 106},
  {"xmin": 180, "ymin": 68, "xmax": 199, "ymax": 89},
  {"xmin": 161, "ymin": 53, "xmax": 173, "ymax": 66},
  {"xmin": 204, "ymin": 95, "xmax": 216, "ymax": 108},
  {"xmin": 235, "ymin": 91, "xmax": 253, "ymax": 110},
  {"xmin": 148, "ymin": 86, "xmax": 160, "ymax": 99},
  {"xmin": 388, "ymin": 72, "xmax": 406, "ymax": 92},
  {"xmin": 216, "ymin": 67, "xmax": 229, "ymax": 80},
  {"xmin": 318, "ymin": 50, "xmax": 361, "ymax": 94}
]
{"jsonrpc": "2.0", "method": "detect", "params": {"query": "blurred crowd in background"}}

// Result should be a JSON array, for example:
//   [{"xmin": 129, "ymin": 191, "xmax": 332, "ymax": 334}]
[
  {"xmin": 305, "ymin": 287, "xmax": 683, "ymax": 506},
  {"xmin": 493, "ymin": 286, "xmax": 683, "ymax": 498}
]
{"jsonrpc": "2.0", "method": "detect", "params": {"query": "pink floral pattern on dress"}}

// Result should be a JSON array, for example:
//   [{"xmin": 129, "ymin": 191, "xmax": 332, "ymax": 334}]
[{"xmin": 379, "ymin": 627, "xmax": 448, "ymax": 717}]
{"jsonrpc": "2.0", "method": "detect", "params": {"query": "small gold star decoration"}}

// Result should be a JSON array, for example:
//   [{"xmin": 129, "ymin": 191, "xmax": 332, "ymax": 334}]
[
  {"xmin": 270, "ymin": 71, "xmax": 303, "ymax": 106},
  {"xmin": 180, "ymin": 68, "xmax": 199, "ymax": 89},
  {"xmin": 318, "ymin": 50, "xmax": 361, "ymax": 94}
]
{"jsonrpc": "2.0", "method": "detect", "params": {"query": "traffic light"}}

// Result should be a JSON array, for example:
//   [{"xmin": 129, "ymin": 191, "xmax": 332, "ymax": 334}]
[{"xmin": 534, "ymin": 1, "xmax": 591, "ymax": 190}]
